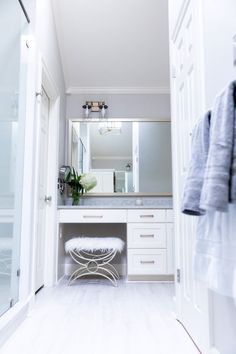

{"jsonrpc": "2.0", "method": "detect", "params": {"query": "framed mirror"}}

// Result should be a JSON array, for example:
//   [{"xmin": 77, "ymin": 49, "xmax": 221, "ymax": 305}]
[{"xmin": 68, "ymin": 119, "xmax": 172, "ymax": 196}]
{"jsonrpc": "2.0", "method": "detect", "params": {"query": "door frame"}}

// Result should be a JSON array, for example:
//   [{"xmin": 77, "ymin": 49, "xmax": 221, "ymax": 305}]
[{"xmin": 31, "ymin": 55, "xmax": 60, "ymax": 292}]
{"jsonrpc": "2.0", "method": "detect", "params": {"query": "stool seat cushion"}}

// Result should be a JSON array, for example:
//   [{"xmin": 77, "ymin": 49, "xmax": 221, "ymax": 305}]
[{"xmin": 65, "ymin": 237, "xmax": 125, "ymax": 253}]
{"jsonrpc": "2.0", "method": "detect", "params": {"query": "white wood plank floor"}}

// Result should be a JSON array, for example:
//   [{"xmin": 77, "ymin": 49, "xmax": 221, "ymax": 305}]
[{"xmin": 1, "ymin": 279, "xmax": 200, "ymax": 354}]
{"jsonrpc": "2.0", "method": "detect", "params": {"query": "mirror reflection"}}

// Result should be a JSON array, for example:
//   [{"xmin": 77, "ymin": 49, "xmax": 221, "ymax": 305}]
[{"xmin": 70, "ymin": 121, "xmax": 172, "ymax": 194}]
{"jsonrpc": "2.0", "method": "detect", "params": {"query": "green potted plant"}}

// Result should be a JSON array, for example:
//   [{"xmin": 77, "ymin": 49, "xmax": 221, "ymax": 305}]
[{"xmin": 65, "ymin": 167, "xmax": 97, "ymax": 205}]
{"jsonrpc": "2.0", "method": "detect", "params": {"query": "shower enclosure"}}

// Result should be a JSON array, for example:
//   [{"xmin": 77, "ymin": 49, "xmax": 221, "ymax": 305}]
[{"xmin": 0, "ymin": 0, "xmax": 29, "ymax": 316}]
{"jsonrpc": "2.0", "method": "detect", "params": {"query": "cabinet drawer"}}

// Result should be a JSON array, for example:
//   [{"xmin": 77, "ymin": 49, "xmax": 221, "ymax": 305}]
[
  {"xmin": 127, "ymin": 209, "xmax": 166, "ymax": 223},
  {"xmin": 58, "ymin": 209, "xmax": 127, "ymax": 223},
  {"xmin": 127, "ymin": 223, "xmax": 166, "ymax": 248},
  {"xmin": 128, "ymin": 249, "xmax": 167, "ymax": 275}
]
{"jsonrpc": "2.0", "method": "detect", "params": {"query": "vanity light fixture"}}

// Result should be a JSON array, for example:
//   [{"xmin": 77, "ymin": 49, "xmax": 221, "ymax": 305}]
[
  {"xmin": 98, "ymin": 121, "xmax": 122, "ymax": 135},
  {"xmin": 82, "ymin": 101, "xmax": 108, "ymax": 118}
]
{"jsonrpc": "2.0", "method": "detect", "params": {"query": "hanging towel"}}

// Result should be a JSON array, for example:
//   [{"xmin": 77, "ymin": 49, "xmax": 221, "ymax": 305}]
[
  {"xmin": 181, "ymin": 111, "xmax": 211, "ymax": 215},
  {"xmin": 194, "ymin": 205, "xmax": 236, "ymax": 300},
  {"xmin": 200, "ymin": 81, "xmax": 236, "ymax": 212}
]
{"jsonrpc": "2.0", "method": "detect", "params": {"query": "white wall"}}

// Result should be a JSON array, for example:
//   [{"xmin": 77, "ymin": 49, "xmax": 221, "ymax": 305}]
[{"xmin": 202, "ymin": 0, "xmax": 236, "ymax": 109}]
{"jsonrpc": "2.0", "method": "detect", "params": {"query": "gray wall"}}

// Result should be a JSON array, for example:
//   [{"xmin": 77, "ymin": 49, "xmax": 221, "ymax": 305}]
[{"xmin": 66, "ymin": 93, "xmax": 170, "ymax": 119}]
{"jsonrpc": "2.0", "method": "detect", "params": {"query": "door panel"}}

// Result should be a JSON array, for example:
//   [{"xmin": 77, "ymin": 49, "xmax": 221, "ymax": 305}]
[{"xmin": 169, "ymin": 0, "xmax": 210, "ymax": 352}]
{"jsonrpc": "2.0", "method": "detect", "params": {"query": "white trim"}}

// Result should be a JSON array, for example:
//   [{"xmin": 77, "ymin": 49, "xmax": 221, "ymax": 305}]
[
  {"xmin": 31, "ymin": 56, "xmax": 60, "ymax": 292},
  {"xmin": 171, "ymin": 0, "xmax": 191, "ymax": 43},
  {"xmin": 0, "ymin": 293, "xmax": 34, "ymax": 348},
  {"xmin": 69, "ymin": 117, "xmax": 171, "ymax": 123},
  {"xmin": 44, "ymin": 95, "xmax": 60, "ymax": 286},
  {"xmin": 66, "ymin": 86, "xmax": 170, "ymax": 95},
  {"xmin": 19, "ymin": 36, "xmax": 37, "ymax": 302}
]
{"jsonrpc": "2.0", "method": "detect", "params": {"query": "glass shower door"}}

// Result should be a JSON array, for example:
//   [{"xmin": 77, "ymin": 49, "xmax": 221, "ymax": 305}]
[{"xmin": 0, "ymin": 0, "xmax": 29, "ymax": 316}]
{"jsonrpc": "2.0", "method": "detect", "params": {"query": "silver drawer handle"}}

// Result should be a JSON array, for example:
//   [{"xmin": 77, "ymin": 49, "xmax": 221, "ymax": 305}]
[
  {"xmin": 83, "ymin": 215, "xmax": 104, "ymax": 219},
  {"xmin": 140, "ymin": 215, "xmax": 154, "ymax": 218},
  {"xmin": 140, "ymin": 260, "xmax": 155, "ymax": 264},
  {"xmin": 140, "ymin": 234, "xmax": 155, "ymax": 238}
]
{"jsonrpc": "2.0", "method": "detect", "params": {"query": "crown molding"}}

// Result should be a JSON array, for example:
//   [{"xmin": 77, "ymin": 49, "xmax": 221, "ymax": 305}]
[{"xmin": 66, "ymin": 86, "xmax": 170, "ymax": 95}]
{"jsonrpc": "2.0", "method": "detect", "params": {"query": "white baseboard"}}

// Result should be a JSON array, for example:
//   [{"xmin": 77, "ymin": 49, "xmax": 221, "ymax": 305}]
[{"xmin": 0, "ymin": 293, "xmax": 34, "ymax": 349}]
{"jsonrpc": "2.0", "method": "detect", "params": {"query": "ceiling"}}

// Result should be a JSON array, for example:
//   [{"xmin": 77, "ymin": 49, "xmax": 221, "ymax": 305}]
[{"xmin": 52, "ymin": 0, "xmax": 170, "ymax": 94}]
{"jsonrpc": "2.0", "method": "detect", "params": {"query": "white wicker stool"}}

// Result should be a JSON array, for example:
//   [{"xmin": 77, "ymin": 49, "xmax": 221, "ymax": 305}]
[{"xmin": 65, "ymin": 237, "xmax": 125, "ymax": 286}]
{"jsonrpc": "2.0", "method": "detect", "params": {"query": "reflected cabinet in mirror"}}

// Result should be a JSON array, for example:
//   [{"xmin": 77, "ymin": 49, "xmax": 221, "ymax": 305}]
[{"xmin": 69, "ymin": 120, "xmax": 172, "ymax": 195}]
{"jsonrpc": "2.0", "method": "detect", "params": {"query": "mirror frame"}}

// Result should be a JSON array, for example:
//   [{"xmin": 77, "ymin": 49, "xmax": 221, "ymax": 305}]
[{"xmin": 67, "ymin": 117, "xmax": 172, "ymax": 197}]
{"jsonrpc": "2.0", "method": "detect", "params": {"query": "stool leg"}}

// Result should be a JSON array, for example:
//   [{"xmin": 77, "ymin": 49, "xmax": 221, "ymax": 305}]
[
  {"xmin": 106, "ymin": 264, "xmax": 119, "ymax": 279},
  {"xmin": 68, "ymin": 249, "xmax": 120, "ymax": 287}
]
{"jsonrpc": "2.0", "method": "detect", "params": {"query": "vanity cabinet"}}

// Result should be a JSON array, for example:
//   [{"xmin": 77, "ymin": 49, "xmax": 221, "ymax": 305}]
[
  {"xmin": 58, "ymin": 207, "xmax": 174, "ymax": 281},
  {"xmin": 58, "ymin": 209, "xmax": 126, "ymax": 223},
  {"xmin": 127, "ymin": 209, "xmax": 174, "ymax": 280}
]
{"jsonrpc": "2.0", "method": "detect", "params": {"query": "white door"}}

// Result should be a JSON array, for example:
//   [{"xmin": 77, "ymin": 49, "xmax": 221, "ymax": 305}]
[
  {"xmin": 169, "ymin": 1, "xmax": 210, "ymax": 352},
  {"xmin": 35, "ymin": 87, "xmax": 50, "ymax": 292}
]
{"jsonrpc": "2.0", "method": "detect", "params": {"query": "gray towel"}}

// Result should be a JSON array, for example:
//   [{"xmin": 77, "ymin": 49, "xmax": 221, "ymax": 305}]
[
  {"xmin": 200, "ymin": 81, "xmax": 236, "ymax": 212},
  {"xmin": 181, "ymin": 111, "xmax": 211, "ymax": 215}
]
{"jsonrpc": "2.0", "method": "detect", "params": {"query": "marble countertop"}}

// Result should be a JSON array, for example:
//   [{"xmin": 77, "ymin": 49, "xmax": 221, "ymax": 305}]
[
  {"xmin": 57, "ymin": 196, "xmax": 173, "ymax": 209},
  {"xmin": 58, "ymin": 205, "xmax": 172, "ymax": 209}
]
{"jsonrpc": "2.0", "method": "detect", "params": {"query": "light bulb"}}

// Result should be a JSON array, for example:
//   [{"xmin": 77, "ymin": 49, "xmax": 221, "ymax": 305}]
[
  {"xmin": 101, "ymin": 106, "xmax": 106, "ymax": 118},
  {"xmin": 85, "ymin": 106, "xmax": 89, "ymax": 118}
]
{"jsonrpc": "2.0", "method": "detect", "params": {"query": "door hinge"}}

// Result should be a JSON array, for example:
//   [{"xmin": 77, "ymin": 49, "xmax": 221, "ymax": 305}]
[
  {"xmin": 36, "ymin": 91, "xmax": 43, "ymax": 98},
  {"xmin": 177, "ymin": 268, "xmax": 181, "ymax": 283},
  {"xmin": 10, "ymin": 299, "xmax": 14, "ymax": 308},
  {"xmin": 17, "ymin": 269, "xmax": 21, "ymax": 277}
]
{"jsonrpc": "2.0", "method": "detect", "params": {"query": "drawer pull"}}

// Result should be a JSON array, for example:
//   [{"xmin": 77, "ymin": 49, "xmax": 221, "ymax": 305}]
[
  {"xmin": 140, "ymin": 234, "xmax": 155, "ymax": 238},
  {"xmin": 82, "ymin": 215, "xmax": 104, "ymax": 219},
  {"xmin": 139, "ymin": 215, "xmax": 154, "ymax": 218},
  {"xmin": 140, "ymin": 260, "xmax": 155, "ymax": 265}
]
